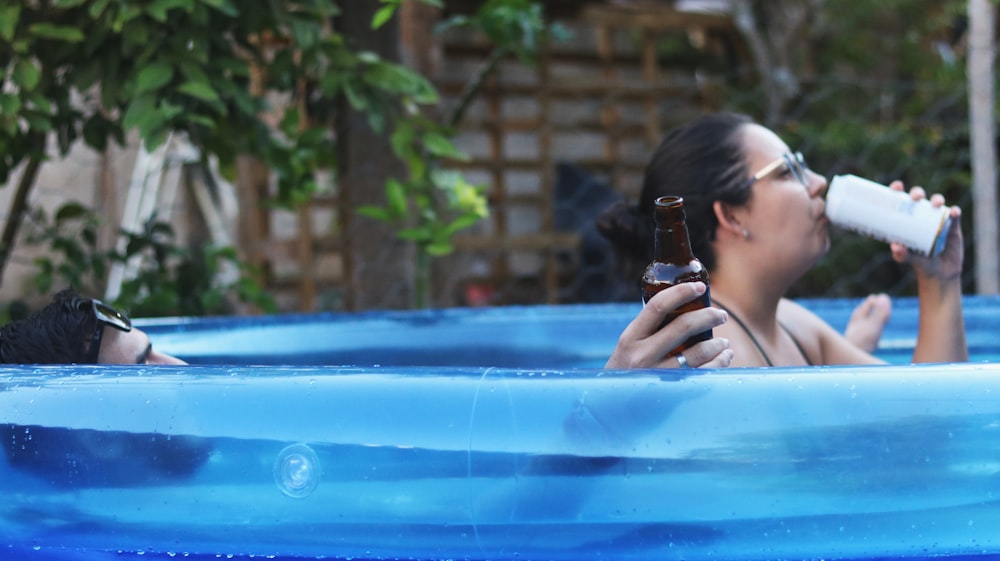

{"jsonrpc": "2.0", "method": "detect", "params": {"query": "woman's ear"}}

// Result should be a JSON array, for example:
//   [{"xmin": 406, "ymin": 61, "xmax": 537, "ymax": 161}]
[{"xmin": 712, "ymin": 200, "xmax": 750, "ymax": 240}]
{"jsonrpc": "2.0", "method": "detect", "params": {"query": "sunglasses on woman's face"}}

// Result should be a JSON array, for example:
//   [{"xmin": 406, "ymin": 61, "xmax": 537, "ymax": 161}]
[{"xmin": 87, "ymin": 300, "xmax": 132, "ymax": 363}]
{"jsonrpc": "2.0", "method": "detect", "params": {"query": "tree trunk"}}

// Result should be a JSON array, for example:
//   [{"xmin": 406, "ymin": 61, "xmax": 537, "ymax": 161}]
[
  {"xmin": 968, "ymin": 0, "xmax": 998, "ymax": 294},
  {"xmin": 0, "ymin": 132, "xmax": 46, "ymax": 288},
  {"xmin": 336, "ymin": 6, "xmax": 413, "ymax": 310}
]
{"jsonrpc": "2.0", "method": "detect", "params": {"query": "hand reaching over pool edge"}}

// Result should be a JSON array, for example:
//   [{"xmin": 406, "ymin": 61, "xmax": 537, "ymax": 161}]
[{"xmin": 605, "ymin": 282, "xmax": 733, "ymax": 369}]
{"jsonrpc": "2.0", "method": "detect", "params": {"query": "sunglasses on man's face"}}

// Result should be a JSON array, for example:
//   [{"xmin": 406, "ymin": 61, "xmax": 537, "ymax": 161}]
[{"xmin": 87, "ymin": 300, "xmax": 132, "ymax": 363}]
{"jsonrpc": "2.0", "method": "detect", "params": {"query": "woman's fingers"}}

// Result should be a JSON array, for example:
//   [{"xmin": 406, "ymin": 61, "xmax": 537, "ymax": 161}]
[
  {"xmin": 619, "ymin": 282, "xmax": 707, "ymax": 345},
  {"xmin": 701, "ymin": 348, "xmax": 735, "ymax": 368},
  {"xmin": 633, "ymin": 282, "xmax": 707, "ymax": 331},
  {"xmin": 646, "ymin": 302, "xmax": 727, "ymax": 352},
  {"xmin": 665, "ymin": 337, "xmax": 733, "ymax": 369}
]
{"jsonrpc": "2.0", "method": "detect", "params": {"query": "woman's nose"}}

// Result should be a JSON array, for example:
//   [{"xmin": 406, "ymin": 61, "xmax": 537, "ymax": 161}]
[{"xmin": 808, "ymin": 170, "xmax": 828, "ymax": 198}]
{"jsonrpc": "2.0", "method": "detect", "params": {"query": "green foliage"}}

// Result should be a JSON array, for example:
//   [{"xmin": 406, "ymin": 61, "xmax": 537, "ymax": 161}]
[
  {"xmin": 1, "ymin": 0, "xmax": 537, "ymax": 309},
  {"xmin": 25, "ymin": 202, "xmax": 276, "ymax": 317},
  {"xmin": 373, "ymin": 0, "xmax": 444, "ymax": 30},
  {"xmin": 27, "ymin": 202, "xmax": 105, "ymax": 296},
  {"xmin": 0, "ymin": 0, "xmax": 472, "ymax": 207},
  {"xmin": 358, "ymin": 0, "xmax": 563, "ymax": 306},
  {"xmin": 436, "ymin": 0, "xmax": 570, "ymax": 64}
]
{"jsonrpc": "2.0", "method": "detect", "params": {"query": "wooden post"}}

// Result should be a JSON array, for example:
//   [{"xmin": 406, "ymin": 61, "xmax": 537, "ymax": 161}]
[
  {"xmin": 969, "ymin": 0, "xmax": 998, "ymax": 294},
  {"xmin": 537, "ymin": 39, "xmax": 557, "ymax": 303},
  {"xmin": 234, "ymin": 61, "xmax": 272, "ymax": 307}
]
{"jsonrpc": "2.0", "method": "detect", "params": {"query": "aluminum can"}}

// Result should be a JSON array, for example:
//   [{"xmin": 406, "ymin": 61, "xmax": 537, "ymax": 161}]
[{"xmin": 826, "ymin": 174, "xmax": 952, "ymax": 257}]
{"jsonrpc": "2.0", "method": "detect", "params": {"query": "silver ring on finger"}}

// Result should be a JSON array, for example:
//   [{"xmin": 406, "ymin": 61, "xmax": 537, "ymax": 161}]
[{"xmin": 676, "ymin": 353, "xmax": 691, "ymax": 369}]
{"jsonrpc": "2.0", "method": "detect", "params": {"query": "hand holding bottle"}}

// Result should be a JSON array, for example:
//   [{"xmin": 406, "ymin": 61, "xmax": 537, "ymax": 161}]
[{"xmin": 605, "ymin": 282, "xmax": 732, "ymax": 369}]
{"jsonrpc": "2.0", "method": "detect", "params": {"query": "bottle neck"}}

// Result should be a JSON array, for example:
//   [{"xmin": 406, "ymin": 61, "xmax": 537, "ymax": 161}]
[{"xmin": 653, "ymin": 220, "xmax": 696, "ymax": 264}]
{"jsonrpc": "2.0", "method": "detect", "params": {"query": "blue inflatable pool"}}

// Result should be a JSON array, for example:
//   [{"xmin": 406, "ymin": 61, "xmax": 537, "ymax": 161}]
[{"xmin": 2, "ymin": 296, "xmax": 1000, "ymax": 560}]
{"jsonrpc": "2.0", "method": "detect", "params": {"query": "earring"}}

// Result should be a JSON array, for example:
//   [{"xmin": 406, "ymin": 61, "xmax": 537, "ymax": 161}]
[{"xmin": 741, "ymin": 228, "xmax": 751, "ymax": 240}]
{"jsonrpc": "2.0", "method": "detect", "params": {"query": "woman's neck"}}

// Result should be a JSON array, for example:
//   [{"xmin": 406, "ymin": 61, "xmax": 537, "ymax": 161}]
[{"xmin": 710, "ymin": 264, "xmax": 786, "ymax": 330}]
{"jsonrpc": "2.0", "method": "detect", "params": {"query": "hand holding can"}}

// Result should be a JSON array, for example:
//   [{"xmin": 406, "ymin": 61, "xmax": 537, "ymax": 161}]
[{"xmin": 825, "ymin": 174, "xmax": 953, "ymax": 257}]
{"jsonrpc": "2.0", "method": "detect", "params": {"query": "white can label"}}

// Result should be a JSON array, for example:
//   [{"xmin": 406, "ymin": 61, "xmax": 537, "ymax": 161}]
[{"xmin": 825, "ymin": 174, "xmax": 951, "ymax": 257}]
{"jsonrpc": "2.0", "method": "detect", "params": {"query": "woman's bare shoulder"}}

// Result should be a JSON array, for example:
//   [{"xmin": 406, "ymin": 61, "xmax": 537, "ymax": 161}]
[{"xmin": 777, "ymin": 298, "xmax": 827, "ymax": 327}]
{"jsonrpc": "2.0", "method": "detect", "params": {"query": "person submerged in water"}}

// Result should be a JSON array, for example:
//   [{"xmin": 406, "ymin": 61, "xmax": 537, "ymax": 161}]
[{"xmin": 0, "ymin": 289, "xmax": 210, "ymax": 487}]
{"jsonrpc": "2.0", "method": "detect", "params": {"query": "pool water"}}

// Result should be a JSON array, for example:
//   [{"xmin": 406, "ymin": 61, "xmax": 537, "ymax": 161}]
[{"xmin": 3, "ymin": 296, "xmax": 1000, "ymax": 560}]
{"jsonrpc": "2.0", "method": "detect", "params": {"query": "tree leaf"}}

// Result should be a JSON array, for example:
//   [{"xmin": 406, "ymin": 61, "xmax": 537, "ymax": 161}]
[
  {"xmin": 0, "ymin": 93, "xmax": 21, "ymax": 115},
  {"xmin": 426, "ymin": 241, "xmax": 453, "ymax": 256},
  {"xmin": 143, "ymin": 125, "xmax": 171, "ymax": 150},
  {"xmin": 356, "ymin": 205, "xmax": 391, "ymax": 222},
  {"xmin": 83, "ymin": 115, "xmax": 110, "ymax": 150},
  {"xmin": 390, "ymin": 122, "xmax": 415, "ymax": 158},
  {"xmin": 343, "ymin": 83, "xmax": 368, "ymax": 112},
  {"xmin": 178, "ymin": 60, "xmax": 210, "ymax": 84},
  {"xmin": 147, "ymin": 0, "xmax": 191, "ymax": 22},
  {"xmin": 177, "ymin": 80, "xmax": 220, "ymax": 103},
  {"xmin": 0, "ymin": 5, "xmax": 20, "ymax": 42},
  {"xmin": 23, "ymin": 112, "xmax": 52, "ymax": 131},
  {"xmin": 385, "ymin": 178, "xmax": 408, "ymax": 217},
  {"xmin": 28, "ymin": 23, "xmax": 85, "ymax": 42},
  {"xmin": 423, "ymin": 132, "xmax": 464, "ymax": 159},
  {"xmin": 122, "ymin": 94, "xmax": 156, "ymax": 131},
  {"xmin": 398, "ymin": 227, "xmax": 430, "ymax": 242},
  {"xmin": 372, "ymin": 5, "xmax": 396, "ymax": 29},
  {"xmin": 444, "ymin": 213, "xmax": 482, "ymax": 235},
  {"xmin": 135, "ymin": 62, "xmax": 174, "ymax": 93},
  {"xmin": 55, "ymin": 202, "xmax": 89, "ymax": 221},
  {"xmin": 12, "ymin": 60, "xmax": 40, "ymax": 90},
  {"xmin": 199, "ymin": 0, "xmax": 238, "ymax": 17},
  {"xmin": 88, "ymin": 0, "xmax": 111, "ymax": 18},
  {"xmin": 26, "ymin": 91, "xmax": 52, "ymax": 114}
]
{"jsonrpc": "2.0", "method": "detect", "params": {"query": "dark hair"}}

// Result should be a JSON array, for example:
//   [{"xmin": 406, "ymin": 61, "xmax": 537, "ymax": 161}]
[
  {"xmin": 597, "ymin": 112, "xmax": 754, "ymax": 278},
  {"xmin": 0, "ymin": 288, "xmax": 98, "ymax": 364}
]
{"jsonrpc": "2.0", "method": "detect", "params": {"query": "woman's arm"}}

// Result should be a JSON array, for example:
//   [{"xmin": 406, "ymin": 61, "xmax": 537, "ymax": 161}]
[
  {"xmin": 888, "ymin": 182, "xmax": 968, "ymax": 363},
  {"xmin": 605, "ymin": 282, "xmax": 733, "ymax": 369}
]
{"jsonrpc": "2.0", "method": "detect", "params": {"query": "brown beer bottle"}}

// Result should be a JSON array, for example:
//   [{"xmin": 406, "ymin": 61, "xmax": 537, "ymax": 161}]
[{"xmin": 641, "ymin": 195, "xmax": 712, "ymax": 355}]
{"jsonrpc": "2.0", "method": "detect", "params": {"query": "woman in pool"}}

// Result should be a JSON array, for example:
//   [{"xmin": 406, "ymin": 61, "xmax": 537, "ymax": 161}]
[{"xmin": 599, "ymin": 112, "xmax": 966, "ymax": 367}]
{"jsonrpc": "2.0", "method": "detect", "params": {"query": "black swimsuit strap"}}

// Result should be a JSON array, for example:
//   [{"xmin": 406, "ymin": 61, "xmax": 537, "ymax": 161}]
[
  {"xmin": 780, "ymin": 321, "xmax": 814, "ymax": 366},
  {"xmin": 713, "ymin": 300, "xmax": 812, "ymax": 367}
]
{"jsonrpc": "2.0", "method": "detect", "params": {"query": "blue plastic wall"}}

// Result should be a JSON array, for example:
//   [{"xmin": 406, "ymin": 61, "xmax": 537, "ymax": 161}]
[
  {"xmin": 140, "ymin": 295, "xmax": 1000, "ymax": 367},
  {"xmin": 1, "ymin": 296, "xmax": 999, "ymax": 561}
]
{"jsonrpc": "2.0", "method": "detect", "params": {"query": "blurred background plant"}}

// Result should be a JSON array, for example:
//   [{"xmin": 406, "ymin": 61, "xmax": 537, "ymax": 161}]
[
  {"xmin": 14, "ymin": 201, "xmax": 275, "ymax": 321},
  {"xmin": 0, "ymin": 0, "xmax": 566, "ymax": 314},
  {"xmin": 355, "ymin": 0, "xmax": 567, "ymax": 307}
]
